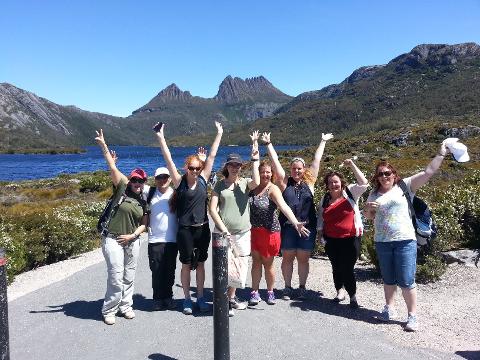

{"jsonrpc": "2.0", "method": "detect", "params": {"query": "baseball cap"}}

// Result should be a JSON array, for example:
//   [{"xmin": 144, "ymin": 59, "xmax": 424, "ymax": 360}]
[
  {"xmin": 446, "ymin": 140, "xmax": 470, "ymax": 163},
  {"xmin": 154, "ymin": 167, "xmax": 170, "ymax": 177},
  {"xmin": 225, "ymin": 153, "xmax": 243, "ymax": 165},
  {"xmin": 129, "ymin": 168, "xmax": 148, "ymax": 180}
]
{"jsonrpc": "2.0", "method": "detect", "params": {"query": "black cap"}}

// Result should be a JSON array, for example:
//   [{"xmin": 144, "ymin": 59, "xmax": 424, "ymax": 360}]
[{"xmin": 225, "ymin": 153, "xmax": 242, "ymax": 165}]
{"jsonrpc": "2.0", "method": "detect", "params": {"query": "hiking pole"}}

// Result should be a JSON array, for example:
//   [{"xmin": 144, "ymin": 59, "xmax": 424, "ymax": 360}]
[
  {"xmin": 212, "ymin": 233, "xmax": 230, "ymax": 360},
  {"xmin": 0, "ymin": 248, "xmax": 9, "ymax": 360}
]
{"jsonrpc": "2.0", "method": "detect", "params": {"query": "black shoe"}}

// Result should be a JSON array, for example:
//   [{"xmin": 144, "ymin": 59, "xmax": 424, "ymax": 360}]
[
  {"xmin": 349, "ymin": 300, "xmax": 360, "ymax": 309},
  {"xmin": 152, "ymin": 300, "xmax": 164, "ymax": 311},
  {"xmin": 163, "ymin": 298, "xmax": 177, "ymax": 310}
]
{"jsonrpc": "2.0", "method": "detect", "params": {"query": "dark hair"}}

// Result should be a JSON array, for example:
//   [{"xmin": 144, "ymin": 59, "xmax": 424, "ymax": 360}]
[
  {"xmin": 371, "ymin": 160, "xmax": 401, "ymax": 191},
  {"xmin": 323, "ymin": 171, "xmax": 346, "ymax": 192}
]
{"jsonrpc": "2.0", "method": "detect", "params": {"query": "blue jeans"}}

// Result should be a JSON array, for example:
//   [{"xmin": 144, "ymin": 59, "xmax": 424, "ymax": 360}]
[
  {"xmin": 281, "ymin": 225, "xmax": 316, "ymax": 251},
  {"xmin": 375, "ymin": 240, "xmax": 417, "ymax": 289}
]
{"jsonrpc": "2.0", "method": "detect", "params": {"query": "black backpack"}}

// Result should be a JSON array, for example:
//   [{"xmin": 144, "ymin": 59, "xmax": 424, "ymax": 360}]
[
  {"xmin": 398, "ymin": 180, "xmax": 437, "ymax": 247},
  {"xmin": 97, "ymin": 192, "xmax": 126, "ymax": 235}
]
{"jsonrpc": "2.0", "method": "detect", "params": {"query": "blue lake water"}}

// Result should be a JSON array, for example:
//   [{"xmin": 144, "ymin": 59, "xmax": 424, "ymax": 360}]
[{"xmin": 0, "ymin": 145, "xmax": 304, "ymax": 181}]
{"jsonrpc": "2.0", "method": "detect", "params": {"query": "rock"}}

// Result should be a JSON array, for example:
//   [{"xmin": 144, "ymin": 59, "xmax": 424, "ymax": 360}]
[
  {"xmin": 439, "ymin": 125, "xmax": 480, "ymax": 139},
  {"xmin": 441, "ymin": 249, "xmax": 480, "ymax": 267}
]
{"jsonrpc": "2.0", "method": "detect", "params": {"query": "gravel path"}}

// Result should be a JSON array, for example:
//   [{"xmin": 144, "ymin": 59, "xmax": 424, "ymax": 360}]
[{"xmin": 7, "ymin": 238, "xmax": 480, "ymax": 356}]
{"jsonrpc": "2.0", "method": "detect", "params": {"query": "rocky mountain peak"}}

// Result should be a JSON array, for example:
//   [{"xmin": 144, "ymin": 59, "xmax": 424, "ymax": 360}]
[
  {"xmin": 155, "ymin": 83, "xmax": 193, "ymax": 102},
  {"xmin": 214, "ymin": 75, "xmax": 290, "ymax": 104}
]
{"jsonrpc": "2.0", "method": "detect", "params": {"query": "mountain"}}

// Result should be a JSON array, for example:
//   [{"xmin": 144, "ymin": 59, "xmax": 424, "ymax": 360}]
[
  {"xmin": 231, "ymin": 43, "xmax": 480, "ymax": 145},
  {"xmin": 127, "ymin": 76, "xmax": 292, "ymax": 138},
  {"xmin": 0, "ymin": 75, "xmax": 291, "ymax": 150}
]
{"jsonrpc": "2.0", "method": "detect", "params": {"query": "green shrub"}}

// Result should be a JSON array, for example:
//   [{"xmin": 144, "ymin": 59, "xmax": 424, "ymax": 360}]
[
  {"xmin": 79, "ymin": 172, "xmax": 111, "ymax": 193},
  {"xmin": 416, "ymin": 254, "xmax": 446, "ymax": 284}
]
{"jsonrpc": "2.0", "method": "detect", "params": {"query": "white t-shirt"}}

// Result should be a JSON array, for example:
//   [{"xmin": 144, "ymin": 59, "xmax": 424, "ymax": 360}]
[
  {"xmin": 143, "ymin": 186, "xmax": 178, "ymax": 243},
  {"xmin": 366, "ymin": 176, "xmax": 416, "ymax": 243}
]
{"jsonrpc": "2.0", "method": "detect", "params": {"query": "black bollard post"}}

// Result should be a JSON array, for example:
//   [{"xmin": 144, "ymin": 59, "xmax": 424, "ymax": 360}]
[
  {"xmin": 0, "ymin": 248, "xmax": 9, "ymax": 360},
  {"xmin": 211, "ymin": 233, "xmax": 230, "ymax": 360}
]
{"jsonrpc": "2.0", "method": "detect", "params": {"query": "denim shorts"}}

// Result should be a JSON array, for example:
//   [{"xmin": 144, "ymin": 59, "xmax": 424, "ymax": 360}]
[
  {"xmin": 375, "ymin": 240, "xmax": 417, "ymax": 289},
  {"xmin": 281, "ymin": 224, "xmax": 316, "ymax": 252}
]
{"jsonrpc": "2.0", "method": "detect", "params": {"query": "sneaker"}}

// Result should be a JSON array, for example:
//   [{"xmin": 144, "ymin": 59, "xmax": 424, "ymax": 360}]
[
  {"xmin": 229, "ymin": 296, "xmax": 247, "ymax": 310},
  {"xmin": 375, "ymin": 305, "xmax": 398, "ymax": 322},
  {"xmin": 197, "ymin": 297, "xmax": 209, "ymax": 312},
  {"xmin": 349, "ymin": 299, "xmax": 360, "ymax": 309},
  {"xmin": 405, "ymin": 314, "xmax": 418, "ymax": 332},
  {"xmin": 123, "ymin": 310, "xmax": 135, "ymax": 319},
  {"xmin": 183, "ymin": 298, "xmax": 193, "ymax": 315},
  {"xmin": 163, "ymin": 298, "xmax": 177, "ymax": 310},
  {"xmin": 228, "ymin": 303, "xmax": 235, "ymax": 317},
  {"xmin": 266, "ymin": 291, "xmax": 276, "ymax": 305},
  {"xmin": 282, "ymin": 287, "xmax": 293, "ymax": 300},
  {"xmin": 248, "ymin": 291, "xmax": 261, "ymax": 306},
  {"xmin": 152, "ymin": 300, "xmax": 164, "ymax": 311},
  {"xmin": 103, "ymin": 314, "xmax": 115, "ymax": 325},
  {"xmin": 297, "ymin": 287, "xmax": 307, "ymax": 300}
]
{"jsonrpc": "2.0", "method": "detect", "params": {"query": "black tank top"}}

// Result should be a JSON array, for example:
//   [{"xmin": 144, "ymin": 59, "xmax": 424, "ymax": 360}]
[
  {"xmin": 279, "ymin": 177, "xmax": 316, "ymax": 229},
  {"xmin": 176, "ymin": 175, "xmax": 208, "ymax": 226}
]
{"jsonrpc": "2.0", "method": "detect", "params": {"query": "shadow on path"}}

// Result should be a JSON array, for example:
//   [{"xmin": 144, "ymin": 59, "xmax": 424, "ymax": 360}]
[
  {"xmin": 148, "ymin": 354, "xmax": 178, "ymax": 360},
  {"xmin": 30, "ymin": 299, "xmax": 103, "ymax": 321},
  {"xmin": 455, "ymin": 350, "xmax": 480, "ymax": 360}
]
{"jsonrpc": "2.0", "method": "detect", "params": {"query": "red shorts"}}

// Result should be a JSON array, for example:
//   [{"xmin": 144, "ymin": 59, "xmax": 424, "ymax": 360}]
[{"xmin": 251, "ymin": 227, "xmax": 281, "ymax": 258}]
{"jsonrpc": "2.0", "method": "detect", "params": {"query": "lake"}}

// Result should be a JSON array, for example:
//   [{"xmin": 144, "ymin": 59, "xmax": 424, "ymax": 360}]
[{"xmin": 0, "ymin": 145, "xmax": 304, "ymax": 181}]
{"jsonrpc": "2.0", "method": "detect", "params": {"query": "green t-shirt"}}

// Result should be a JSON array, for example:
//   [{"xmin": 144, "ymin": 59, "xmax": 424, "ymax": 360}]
[
  {"xmin": 213, "ymin": 177, "xmax": 251, "ymax": 234},
  {"xmin": 107, "ymin": 179, "xmax": 146, "ymax": 235}
]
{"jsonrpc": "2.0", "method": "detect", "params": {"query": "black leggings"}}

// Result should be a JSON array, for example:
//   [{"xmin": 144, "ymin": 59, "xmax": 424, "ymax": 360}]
[
  {"xmin": 324, "ymin": 236, "xmax": 360, "ymax": 297},
  {"xmin": 148, "ymin": 242, "xmax": 178, "ymax": 300}
]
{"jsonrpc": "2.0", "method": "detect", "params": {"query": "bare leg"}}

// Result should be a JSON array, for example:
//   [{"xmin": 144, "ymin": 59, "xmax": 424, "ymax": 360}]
[
  {"xmin": 281, "ymin": 250, "xmax": 296, "ymax": 287},
  {"xmin": 296, "ymin": 250, "xmax": 311, "ymax": 287},
  {"xmin": 384, "ymin": 284, "xmax": 397, "ymax": 307},
  {"xmin": 251, "ymin": 251, "xmax": 263, "ymax": 291},
  {"xmin": 401, "ymin": 287, "xmax": 417, "ymax": 314},
  {"xmin": 228, "ymin": 286, "xmax": 236, "ymax": 299},
  {"xmin": 262, "ymin": 256, "xmax": 275, "ymax": 292},
  {"xmin": 181, "ymin": 263, "xmax": 191, "ymax": 299},
  {"xmin": 195, "ymin": 262, "xmax": 205, "ymax": 298}
]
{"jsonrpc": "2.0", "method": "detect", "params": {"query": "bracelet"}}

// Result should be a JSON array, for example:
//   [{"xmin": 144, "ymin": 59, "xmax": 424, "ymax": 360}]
[{"xmin": 251, "ymin": 158, "xmax": 259, "ymax": 162}]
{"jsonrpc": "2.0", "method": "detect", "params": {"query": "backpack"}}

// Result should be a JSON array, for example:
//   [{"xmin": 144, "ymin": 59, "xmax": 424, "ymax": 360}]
[
  {"xmin": 97, "ymin": 192, "xmax": 126, "ymax": 235},
  {"xmin": 398, "ymin": 180, "xmax": 437, "ymax": 247}
]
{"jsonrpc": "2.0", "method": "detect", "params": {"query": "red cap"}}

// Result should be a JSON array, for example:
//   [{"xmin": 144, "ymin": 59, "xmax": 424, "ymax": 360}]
[{"xmin": 129, "ymin": 168, "xmax": 147, "ymax": 180}]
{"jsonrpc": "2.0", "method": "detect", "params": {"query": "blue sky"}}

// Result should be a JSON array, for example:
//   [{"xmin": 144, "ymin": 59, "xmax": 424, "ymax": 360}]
[{"xmin": 1, "ymin": 0, "xmax": 479, "ymax": 117}]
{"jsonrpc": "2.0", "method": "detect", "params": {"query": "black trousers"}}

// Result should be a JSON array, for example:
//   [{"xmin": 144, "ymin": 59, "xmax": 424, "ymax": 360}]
[
  {"xmin": 148, "ymin": 242, "xmax": 178, "ymax": 300},
  {"xmin": 324, "ymin": 236, "xmax": 360, "ymax": 297}
]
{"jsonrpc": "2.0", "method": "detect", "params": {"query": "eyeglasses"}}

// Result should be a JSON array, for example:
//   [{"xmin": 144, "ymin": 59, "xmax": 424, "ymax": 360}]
[
  {"xmin": 130, "ymin": 178, "xmax": 145, "ymax": 184},
  {"xmin": 188, "ymin": 166, "xmax": 202, "ymax": 172},
  {"xmin": 377, "ymin": 171, "xmax": 393, "ymax": 178},
  {"xmin": 227, "ymin": 163, "xmax": 242, "ymax": 168},
  {"xmin": 155, "ymin": 175, "xmax": 170, "ymax": 180}
]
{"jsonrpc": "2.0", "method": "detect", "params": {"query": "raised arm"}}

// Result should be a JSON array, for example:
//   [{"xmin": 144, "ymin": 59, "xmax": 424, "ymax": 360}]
[
  {"xmin": 201, "ymin": 121, "xmax": 223, "ymax": 181},
  {"xmin": 209, "ymin": 191, "xmax": 229, "ymax": 235},
  {"xmin": 343, "ymin": 158, "xmax": 368, "ymax": 185},
  {"xmin": 95, "ymin": 129, "xmax": 127, "ymax": 186},
  {"xmin": 248, "ymin": 130, "xmax": 261, "ymax": 190},
  {"xmin": 309, "ymin": 133, "xmax": 334, "ymax": 181},
  {"xmin": 154, "ymin": 123, "xmax": 182, "ymax": 188},
  {"xmin": 261, "ymin": 132, "xmax": 286, "ymax": 189},
  {"xmin": 269, "ymin": 184, "xmax": 310, "ymax": 237},
  {"xmin": 410, "ymin": 140, "xmax": 449, "ymax": 192}
]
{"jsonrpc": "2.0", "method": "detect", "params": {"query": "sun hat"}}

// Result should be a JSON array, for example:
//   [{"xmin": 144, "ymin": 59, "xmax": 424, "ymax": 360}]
[
  {"xmin": 129, "ymin": 168, "xmax": 148, "ymax": 180},
  {"xmin": 154, "ymin": 167, "xmax": 170, "ymax": 177},
  {"xmin": 225, "ymin": 153, "xmax": 243, "ymax": 165},
  {"xmin": 444, "ymin": 138, "xmax": 470, "ymax": 163}
]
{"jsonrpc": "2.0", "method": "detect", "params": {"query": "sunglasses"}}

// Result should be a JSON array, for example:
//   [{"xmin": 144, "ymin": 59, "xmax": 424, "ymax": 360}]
[
  {"xmin": 188, "ymin": 166, "xmax": 202, "ymax": 172},
  {"xmin": 130, "ymin": 178, "xmax": 145, "ymax": 184},
  {"xmin": 377, "ymin": 171, "xmax": 393, "ymax": 177},
  {"xmin": 155, "ymin": 175, "xmax": 170, "ymax": 180}
]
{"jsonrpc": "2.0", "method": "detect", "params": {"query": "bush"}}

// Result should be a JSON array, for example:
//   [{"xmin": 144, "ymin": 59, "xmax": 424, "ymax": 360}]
[
  {"xmin": 416, "ymin": 254, "xmax": 446, "ymax": 284},
  {"xmin": 79, "ymin": 172, "xmax": 111, "ymax": 193}
]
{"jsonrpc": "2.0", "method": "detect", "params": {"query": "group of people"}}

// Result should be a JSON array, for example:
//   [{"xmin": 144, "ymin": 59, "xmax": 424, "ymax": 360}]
[{"xmin": 95, "ymin": 123, "xmax": 451, "ymax": 332}]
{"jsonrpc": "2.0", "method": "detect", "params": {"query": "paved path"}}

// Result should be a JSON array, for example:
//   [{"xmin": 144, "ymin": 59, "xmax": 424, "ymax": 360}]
[{"xmin": 8, "ymin": 238, "xmax": 459, "ymax": 360}]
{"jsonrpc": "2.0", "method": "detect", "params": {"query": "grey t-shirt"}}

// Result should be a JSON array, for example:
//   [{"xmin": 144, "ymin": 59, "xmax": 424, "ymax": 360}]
[{"xmin": 213, "ymin": 177, "xmax": 251, "ymax": 234}]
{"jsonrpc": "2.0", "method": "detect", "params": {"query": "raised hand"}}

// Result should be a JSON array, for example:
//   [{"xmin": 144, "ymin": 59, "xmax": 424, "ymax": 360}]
[
  {"xmin": 215, "ymin": 121, "xmax": 223, "ymax": 134},
  {"xmin": 95, "ymin": 129, "xmax": 105, "ymax": 145},
  {"xmin": 261, "ymin": 132, "xmax": 271, "ymax": 144},
  {"xmin": 322, "ymin": 133, "xmax": 334, "ymax": 141},
  {"xmin": 250, "ymin": 130, "xmax": 260, "ymax": 160},
  {"xmin": 250, "ymin": 130, "xmax": 260, "ymax": 143},
  {"xmin": 197, "ymin": 147, "xmax": 207, "ymax": 162},
  {"xmin": 153, "ymin": 122, "xmax": 165, "ymax": 137},
  {"xmin": 110, "ymin": 150, "xmax": 118, "ymax": 164},
  {"xmin": 439, "ymin": 139, "xmax": 449, "ymax": 156}
]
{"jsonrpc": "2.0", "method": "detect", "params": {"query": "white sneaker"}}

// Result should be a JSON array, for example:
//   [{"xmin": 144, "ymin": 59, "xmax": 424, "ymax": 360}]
[
  {"xmin": 123, "ymin": 310, "xmax": 135, "ymax": 319},
  {"xmin": 229, "ymin": 296, "xmax": 247, "ymax": 310},
  {"xmin": 405, "ymin": 314, "xmax": 418, "ymax": 332},
  {"xmin": 103, "ymin": 315, "xmax": 115, "ymax": 325},
  {"xmin": 375, "ymin": 305, "xmax": 398, "ymax": 322}
]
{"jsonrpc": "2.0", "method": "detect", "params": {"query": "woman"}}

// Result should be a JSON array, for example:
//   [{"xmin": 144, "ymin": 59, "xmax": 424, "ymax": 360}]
[
  {"xmin": 316, "ymin": 159, "xmax": 368, "ymax": 308},
  {"xmin": 263, "ymin": 132, "xmax": 333, "ymax": 300},
  {"xmin": 248, "ymin": 160, "xmax": 310, "ymax": 306},
  {"xmin": 209, "ymin": 131, "xmax": 260, "ymax": 317},
  {"xmin": 363, "ymin": 141, "xmax": 449, "ymax": 332},
  {"xmin": 95, "ymin": 129, "xmax": 148, "ymax": 325},
  {"xmin": 156, "ymin": 121, "xmax": 222, "ymax": 315},
  {"xmin": 144, "ymin": 167, "xmax": 178, "ymax": 311}
]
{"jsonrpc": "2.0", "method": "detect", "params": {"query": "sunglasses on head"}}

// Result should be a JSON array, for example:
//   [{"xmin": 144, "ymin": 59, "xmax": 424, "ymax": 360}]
[
  {"xmin": 188, "ymin": 166, "xmax": 202, "ymax": 172},
  {"xmin": 377, "ymin": 171, "xmax": 393, "ymax": 177},
  {"xmin": 130, "ymin": 178, "xmax": 145, "ymax": 184},
  {"xmin": 155, "ymin": 175, "xmax": 170, "ymax": 180}
]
